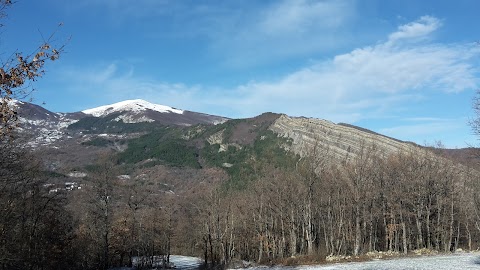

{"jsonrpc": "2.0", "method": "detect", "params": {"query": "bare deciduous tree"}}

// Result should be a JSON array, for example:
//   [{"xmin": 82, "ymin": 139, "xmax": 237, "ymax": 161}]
[
  {"xmin": 0, "ymin": 140, "xmax": 75, "ymax": 269},
  {"xmin": 0, "ymin": 0, "xmax": 64, "ymax": 137}
]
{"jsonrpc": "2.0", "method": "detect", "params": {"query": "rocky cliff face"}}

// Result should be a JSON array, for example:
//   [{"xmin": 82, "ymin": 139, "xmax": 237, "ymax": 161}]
[
  {"xmin": 269, "ymin": 115, "xmax": 419, "ymax": 161},
  {"xmin": 13, "ymin": 100, "xmax": 471, "ymax": 176}
]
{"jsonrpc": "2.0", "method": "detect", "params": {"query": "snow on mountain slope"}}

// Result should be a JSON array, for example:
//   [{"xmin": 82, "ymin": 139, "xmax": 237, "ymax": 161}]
[
  {"xmin": 11, "ymin": 99, "xmax": 227, "ymax": 147},
  {"xmin": 8, "ymin": 101, "xmax": 81, "ymax": 147},
  {"xmin": 82, "ymin": 99, "xmax": 184, "ymax": 117}
]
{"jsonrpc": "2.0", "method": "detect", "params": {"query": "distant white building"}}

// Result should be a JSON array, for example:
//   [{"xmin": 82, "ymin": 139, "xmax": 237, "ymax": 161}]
[{"xmin": 65, "ymin": 182, "xmax": 79, "ymax": 191}]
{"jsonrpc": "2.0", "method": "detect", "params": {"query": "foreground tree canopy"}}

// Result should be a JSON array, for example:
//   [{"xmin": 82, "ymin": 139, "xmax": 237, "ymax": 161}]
[
  {"xmin": 0, "ymin": 0, "xmax": 63, "ymax": 137},
  {"xmin": 1, "ymin": 1, "xmax": 480, "ymax": 270}
]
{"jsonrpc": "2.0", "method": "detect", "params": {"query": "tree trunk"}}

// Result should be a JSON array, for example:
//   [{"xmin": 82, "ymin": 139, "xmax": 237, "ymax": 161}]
[
  {"xmin": 354, "ymin": 205, "xmax": 361, "ymax": 256},
  {"xmin": 426, "ymin": 203, "xmax": 431, "ymax": 250},
  {"xmin": 399, "ymin": 209, "xmax": 407, "ymax": 255},
  {"xmin": 290, "ymin": 209, "xmax": 297, "ymax": 256},
  {"xmin": 415, "ymin": 206, "xmax": 424, "ymax": 249},
  {"xmin": 305, "ymin": 199, "xmax": 314, "ymax": 255},
  {"xmin": 447, "ymin": 195, "xmax": 455, "ymax": 252}
]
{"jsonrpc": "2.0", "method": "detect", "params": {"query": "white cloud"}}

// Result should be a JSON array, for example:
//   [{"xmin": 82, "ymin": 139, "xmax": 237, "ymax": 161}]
[
  {"xmin": 387, "ymin": 16, "xmax": 441, "ymax": 44},
  {"xmin": 332, "ymin": 43, "xmax": 477, "ymax": 94},
  {"xmin": 57, "ymin": 62, "xmax": 203, "ymax": 111},
  {"xmin": 61, "ymin": 16, "xmax": 479, "ymax": 127},
  {"xmin": 259, "ymin": 0, "xmax": 350, "ymax": 36},
  {"xmin": 404, "ymin": 117, "xmax": 447, "ymax": 122},
  {"xmin": 208, "ymin": 0, "xmax": 355, "ymax": 67},
  {"xmin": 380, "ymin": 118, "xmax": 459, "ymax": 138},
  {"xmin": 378, "ymin": 117, "xmax": 475, "ymax": 148},
  {"xmin": 64, "ymin": 0, "xmax": 355, "ymax": 67},
  {"xmin": 220, "ymin": 18, "xmax": 478, "ymax": 118}
]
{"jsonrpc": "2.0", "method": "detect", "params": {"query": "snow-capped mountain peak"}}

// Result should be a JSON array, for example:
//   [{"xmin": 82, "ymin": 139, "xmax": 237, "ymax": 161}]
[
  {"xmin": 82, "ymin": 99, "xmax": 184, "ymax": 117},
  {"xmin": 12, "ymin": 99, "xmax": 227, "ymax": 147}
]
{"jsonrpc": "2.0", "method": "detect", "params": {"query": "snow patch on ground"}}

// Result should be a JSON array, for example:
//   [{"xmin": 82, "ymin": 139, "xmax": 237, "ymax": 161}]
[
  {"xmin": 68, "ymin": 172, "xmax": 87, "ymax": 178},
  {"xmin": 114, "ymin": 114, "xmax": 155, "ymax": 123},
  {"xmin": 244, "ymin": 253, "xmax": 480, "ymax": 270},
  {"xmin": 82, "ymin": 99, "xmax": 184, "ymax": 117},
  {"xmin": 109, "ymin": 255, "xmax": 202, "ymax": 270},
  {"xmin": 4, "ymin": 99, "xmax": 24, "ymax": 107},
  {"xmin": 20, "ymin": 116, "xmax": 78, "ymax": 147}
]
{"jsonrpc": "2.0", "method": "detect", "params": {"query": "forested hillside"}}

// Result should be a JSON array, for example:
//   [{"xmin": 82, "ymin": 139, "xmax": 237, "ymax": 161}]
[
  {"xmin": 2, "ymin": 109, "xmax": 480, "ymax": 269},
  {"xmin": 2, "ymin": 0, "xmax": 480, "ymax": 269}
]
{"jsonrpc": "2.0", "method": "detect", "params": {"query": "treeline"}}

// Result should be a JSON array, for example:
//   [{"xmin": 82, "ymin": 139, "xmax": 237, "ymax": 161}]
[
  {"xmin": 2, "ymin": 138, "xmax": 480, "ymax": 270},
  {"xmin": 198, "ymin": 143, "xmax": 480, "ymax": 266},
  {"xmin": 0, "ymin": 141, "xmax": 202, "ymax": 270},
  {"xmin": 0, "ymin": 142, "xmax": 76, "ymax": 269},
  {"xmin": 67, "ymin": 155, "xmax": 203, "ymax": 270}
]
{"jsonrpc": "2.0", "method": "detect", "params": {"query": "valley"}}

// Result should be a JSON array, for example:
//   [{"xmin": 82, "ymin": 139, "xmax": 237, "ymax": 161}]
[
  {"xmin": 3, "ymin": 99, "xmax": 480, "ymax": 269},
  {"xmin": 1, "ymin": 1, "xmax": 479, "ymax": 269}
]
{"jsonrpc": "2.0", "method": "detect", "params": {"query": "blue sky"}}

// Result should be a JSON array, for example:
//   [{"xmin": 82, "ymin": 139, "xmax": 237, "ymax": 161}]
[{"xmin": 1, "ymin": 0, "xmax": 479, "ymax": 148}]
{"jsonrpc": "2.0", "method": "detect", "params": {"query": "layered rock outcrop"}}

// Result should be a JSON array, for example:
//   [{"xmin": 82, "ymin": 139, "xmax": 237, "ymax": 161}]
[{"xmin": 269, "ymin": 115, "xmax": 419, "ymax": 161}]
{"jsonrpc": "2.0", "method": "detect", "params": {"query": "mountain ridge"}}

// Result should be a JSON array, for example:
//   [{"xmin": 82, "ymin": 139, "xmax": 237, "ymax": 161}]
[
  {"xmin": 12, "ymin": 99, "xmax": 228, "ymax": 147},
  {"xmin": 11, "ymin": 99, "xmax": 468, "ymax": 152},
  {"xmin": 82, "ymin": 99, "xmax": 184, "ymax": 117},
  {"xmin": 8, "ymin": 98, "xmax": 477, "ymax": 196}
]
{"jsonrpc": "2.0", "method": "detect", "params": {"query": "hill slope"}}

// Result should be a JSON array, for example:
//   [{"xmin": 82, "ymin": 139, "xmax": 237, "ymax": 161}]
[
  {"xmin": 11, "ymin": 99, "xmax": 471, "ymax": 185},
  {"xmin": 270, "ymin": 114, "xmax": 418, "ymax": 161}
]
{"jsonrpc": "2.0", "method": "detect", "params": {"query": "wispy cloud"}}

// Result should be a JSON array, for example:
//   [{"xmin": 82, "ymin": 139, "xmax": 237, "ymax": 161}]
[
  {"xmin": 57, "ymin": 62, "xmax": 203, "ymax": 111},
  {"xmin": 258, "ymin": 0, "xmax": 351, "ymax": 36},
  {"xmin": 210, "ymin": 0, "xmax": 356, "ymax": 67},
  {"xmin": 68, "ymin": 0, "xmax": 356, "ymax": 67},
  {"xmin": 60, "ymin": 16, "xmax": 479, "ymax": 125},
  {"xmin": 379, "ymin": 117, "xmax": 474, "ymax": 147},
  {"xmin": 220, "ymin": 16, "xmax": 478, "ymax": 118},
  {"xmin": 387, "ymin": 16, "xmax": 442, "ymax": 44},
  {"xmin": 380, "ymin": 121, "xmax": 457, "ymax": 138},
  {"xmin": 403, "ymin": 117, "xmax": 448, "ymax": 122}
]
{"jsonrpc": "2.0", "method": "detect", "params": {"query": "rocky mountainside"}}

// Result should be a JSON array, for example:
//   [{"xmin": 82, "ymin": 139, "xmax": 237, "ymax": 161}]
[
  {"xmin": 11, "ymin": 99, "xmax": 472, "ymax": 191},
  {"xmin": 7, "ymin": 101, "xmax": 478, "ymax": 269},
  {"xmin": 14, "ymin": 99, "xmax": 420, "ymax": 159},
  {"xmin": 269, "ymin": 115, "xmax": 418, "ymax": 161},
  {"xmin": 13, "ymin": 101, "xmax": 83, "ymax": 146},
  {"xmin": 13, "ymin": 99, "xmax": 228, "ymax": 147}
]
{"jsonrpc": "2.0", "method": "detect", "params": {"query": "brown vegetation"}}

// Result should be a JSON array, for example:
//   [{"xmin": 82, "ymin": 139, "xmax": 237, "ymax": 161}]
[
  {"xmin": 2, "ymin": 1, "xmax": 480, "ymax": 269},
  {"xmin": 3, "ymin": 122, "xmax": 480, "ymax": 270},
  {"xmin": 0, "ymin": 0, "xmax": 64, "ymax": 138},
  {"xmin": 195, "ymin": 143, "xmax": 480, "ymax": 267}
]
